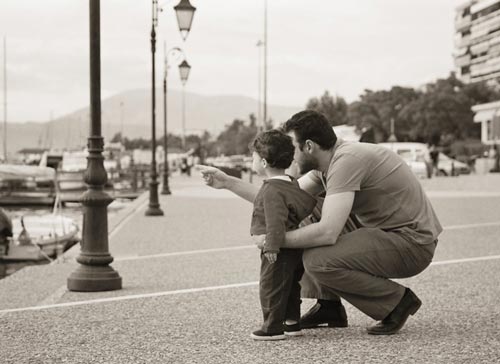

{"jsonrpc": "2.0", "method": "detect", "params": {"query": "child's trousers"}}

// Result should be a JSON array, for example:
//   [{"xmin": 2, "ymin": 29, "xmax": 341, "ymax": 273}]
[{"xmin": 259, "ymin": 248, "xmax": 304, "ymax": 333}]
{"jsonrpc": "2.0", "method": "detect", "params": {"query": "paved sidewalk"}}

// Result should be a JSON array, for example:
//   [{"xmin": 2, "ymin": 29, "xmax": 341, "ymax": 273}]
[{"xmin": 1, "ymin": 173, "xmax": 500, "ymax": 363}]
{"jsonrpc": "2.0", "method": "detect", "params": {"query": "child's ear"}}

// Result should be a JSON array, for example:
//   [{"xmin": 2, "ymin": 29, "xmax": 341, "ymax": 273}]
[{"xmin": 261, "ymin": 158, "xmax": 268, "ymax": 168}]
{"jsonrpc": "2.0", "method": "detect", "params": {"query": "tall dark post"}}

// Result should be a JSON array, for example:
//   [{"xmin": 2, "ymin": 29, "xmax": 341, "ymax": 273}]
[
  {"xmin": 3, "ymin": 37, "xmax": 7, "ymax": 162},
  {"xmin": 263, "ymin": 0, "xmax": 268, "ymax": 128},
  {"xmin": 492, "ymin": 143, "xmax": 500, "ymax": 172},
  {"xmin": 67, "ymin": 0, "xmax": 122, "ymax": 292},
  {"xmin": 145, "ymin": 0, "xmax": 164, "ymax": 216},
  {"xmin": 161, "ymin": 58, "xmax": 171, "ymax": 195}
]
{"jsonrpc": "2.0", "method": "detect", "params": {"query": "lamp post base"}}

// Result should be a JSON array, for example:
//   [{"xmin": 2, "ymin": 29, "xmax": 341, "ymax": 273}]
[
  {"xmin": 145, "ymin": 205, "xmax": 164, "ymax": 216},
  {"xmin": 67, "ymin": 264, "xmax": 122, "ymax": 292},
  {"xmin": 161, "ymin": 177, "xmax": 171, "ymax": 195},
  {"xmin": 145, "ymin": 179, "xmax": 164, "ymax": 216}
]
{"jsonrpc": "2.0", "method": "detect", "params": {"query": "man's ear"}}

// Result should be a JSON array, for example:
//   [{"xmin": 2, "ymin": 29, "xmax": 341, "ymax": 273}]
[
  {"xmin": 261, "ymin": 158, "xmax": 268, "ymax": 168},
  {"xmin": 305, "ymin": 140, "xmax": 314, "ymax": 153}
]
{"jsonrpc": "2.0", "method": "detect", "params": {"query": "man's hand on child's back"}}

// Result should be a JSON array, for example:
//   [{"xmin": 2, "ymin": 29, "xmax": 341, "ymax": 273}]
[
  {"xmin": 252, "ymin": 234, "xmax": 265, "ymax": 249},
  {"xmin": 264, "ymin": 252, "xmax": 277, "ymax": 264}
]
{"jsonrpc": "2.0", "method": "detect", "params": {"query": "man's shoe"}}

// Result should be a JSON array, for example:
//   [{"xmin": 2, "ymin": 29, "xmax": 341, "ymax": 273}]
[
  {"xmin": 299, "ymin": 300, "xmax": 348, "ymax": 329},
  {"xmin": 367, "ymin": 288, "xmax": 422, "ymax": 335},
  {"xmin": 283, "ymin": 322, "xmax": 303, "ymax": 337},
  {"xmin": 250, "ymin": 330, "xmax": 286, "ymax": 341}
]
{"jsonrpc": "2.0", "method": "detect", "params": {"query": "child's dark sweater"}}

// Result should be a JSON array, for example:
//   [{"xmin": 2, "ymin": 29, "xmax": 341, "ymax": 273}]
[{"xmin": 250, "ymin": 177, "xmax": 316, "ymax": 253}]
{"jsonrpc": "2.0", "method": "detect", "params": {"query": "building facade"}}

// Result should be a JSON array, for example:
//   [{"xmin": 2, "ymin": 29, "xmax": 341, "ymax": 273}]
[
  {"xmin": 472, "ymin": 100, "xmax": 500, "ymax": 144},
  {"xmin": 455, "ymin": 0, "xmax": 500, "ymax": 84},
  {"xmin": 456, "ymin": 1, "xmax": 500, "ymax": 144}
]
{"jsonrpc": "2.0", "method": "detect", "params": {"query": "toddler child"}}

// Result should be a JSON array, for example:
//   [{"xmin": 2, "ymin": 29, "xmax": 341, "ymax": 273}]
[{"xmin": 249, "ymin": 130, "xmax": 316, "ymax": 341}]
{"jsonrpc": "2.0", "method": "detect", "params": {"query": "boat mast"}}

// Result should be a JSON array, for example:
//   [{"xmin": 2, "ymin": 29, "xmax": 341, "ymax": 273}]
[{"xmin": 2, "ymin": 37, "xmax": 6, "ymax": 162}]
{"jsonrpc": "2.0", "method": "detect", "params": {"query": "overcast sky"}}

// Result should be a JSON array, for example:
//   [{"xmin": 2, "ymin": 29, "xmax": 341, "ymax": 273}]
[{"xmin": 1, "ymin": 0, "xmax": 464, "ymax": 122}]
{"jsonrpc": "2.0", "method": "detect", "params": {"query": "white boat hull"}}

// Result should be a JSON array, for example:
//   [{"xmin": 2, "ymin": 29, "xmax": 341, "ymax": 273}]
[{"xmin": 0, "ymin": 215, "xmax": 80, "ymax": 261}]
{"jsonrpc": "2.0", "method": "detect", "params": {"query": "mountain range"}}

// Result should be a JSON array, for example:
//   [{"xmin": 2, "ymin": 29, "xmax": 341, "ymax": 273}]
[{"xmin": 3, "ymin": 89, "xmax": 301, "ymax": 155}]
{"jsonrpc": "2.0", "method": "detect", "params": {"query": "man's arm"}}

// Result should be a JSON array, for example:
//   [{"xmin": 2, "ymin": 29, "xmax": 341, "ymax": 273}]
[
  {"xmin": 196, "ymin": 165, "xmax": 259, "ymax": 203},
  {"xmin": 297, "ymin": 173, "xmax": 325, "ymax": 196},
  {"xmin": 283, "ymin": 191, "xmax": 354, "ymax": 249}
]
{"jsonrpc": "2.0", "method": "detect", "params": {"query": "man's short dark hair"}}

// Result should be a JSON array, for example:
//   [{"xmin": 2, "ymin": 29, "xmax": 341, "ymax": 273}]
[
  {"xmin": 251, "ymin": 129, "xmax": 294, "ymax": 169},
  {"xmin": 282, "ymin": 110, "xmax": 337, "ymax": 151}
]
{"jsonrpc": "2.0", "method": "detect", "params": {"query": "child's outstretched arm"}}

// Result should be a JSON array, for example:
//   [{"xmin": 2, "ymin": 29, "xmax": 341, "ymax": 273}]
[{"xmin": 196, "ymin": 164, "xmax": 259, "ymax": 203}]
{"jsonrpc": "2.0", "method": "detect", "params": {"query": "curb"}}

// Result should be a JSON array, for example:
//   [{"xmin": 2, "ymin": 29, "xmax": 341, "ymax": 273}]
[{"xmin": 62, "ymin": 191, "xmax": 149, "ymax": 260}]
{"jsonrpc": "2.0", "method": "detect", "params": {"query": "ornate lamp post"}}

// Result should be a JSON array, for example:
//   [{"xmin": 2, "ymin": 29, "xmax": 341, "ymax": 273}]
[
  {"xmin": 147, "ymin": 0, "xmax": 195, "ymax": 214},
  {"xmin": 67, "ymin": 0, "xmax": 122, "ymax": 291},
  {"xmin": 179, "ymin": 59, "xmax": 191, "ymax": 150},
  {"xmin": 161, "ymin": 47, "xmax": 190, "ymax": 195}
]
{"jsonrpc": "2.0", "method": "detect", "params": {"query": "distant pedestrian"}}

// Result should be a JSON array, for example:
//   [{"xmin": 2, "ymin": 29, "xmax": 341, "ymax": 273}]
[
  {"xmin": 238, "ymin": 130, "xmax": 317, "ymax": 340},
  {"xmin": 429, "ymin": 144, "xmax": 440, "ymax": 176}
]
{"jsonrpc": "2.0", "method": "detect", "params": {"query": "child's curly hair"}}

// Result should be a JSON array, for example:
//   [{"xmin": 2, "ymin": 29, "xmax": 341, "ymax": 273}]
[{"xmin": 251, "ymin": 129, "xmax": 295, "ymax": 169}]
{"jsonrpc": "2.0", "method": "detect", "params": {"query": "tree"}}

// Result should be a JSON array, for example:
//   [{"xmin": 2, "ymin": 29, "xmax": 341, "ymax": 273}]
[
  {"xmin": 347, "ymin": 86, "xmax": 420, "ymax": 142},
  {"xmin": 216, "ymin": 114, "xmax": 258, "ymax": 155},
  {"xmin": 110, "ymin": 132, "xmax": 123, "ymax": 143},
  {"xmin": 306, "ymin": 91, "xmax": 348, "ymax": 126},
  {"xmin": 399, "ymin": 74, "xmax": 500, "ymax": 142}
]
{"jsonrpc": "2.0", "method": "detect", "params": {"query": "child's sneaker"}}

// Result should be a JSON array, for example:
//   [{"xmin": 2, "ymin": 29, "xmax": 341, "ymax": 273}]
[
  {"xmin": 250, "ymin": 330, "xmax": 286, "ymax": 341},
  {"xmin": 283, "ymin": 322, "xmax": 304, "ymax": 337}
]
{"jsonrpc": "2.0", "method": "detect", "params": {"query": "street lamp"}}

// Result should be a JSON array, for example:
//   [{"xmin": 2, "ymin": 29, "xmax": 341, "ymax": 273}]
[
  {"xmin": 179, "ymin": 59, "xmax": 191, "ymax": 82},
  {"xmin": 179, "ymin": 59, "xmax": 191, "ymax": 150},
  {"xmin": 146, "ymin": 0, "xmax": 196, "ymax": 215},
  {"xmin": 256, "ymin": 40, "xmax": 263, "ymax": 132},
  {"xmin": 174, "ymin": 0, "xmax": 197, "ymax": 41},
  {"xmin": 387, "ymin": 118, "xmax": 397, "ymax": 143},
  {"xmin": 263, "ymin": 0, "xmax": 268, "ymax": 128},
  {"xmin": 67, "ymin": 0, "xmax": 122, "ymax": 292},
  {"xmin": 161, "ymin": 46, "xmax": 190, "ymax": 195},
  {"xmin": 387, "ymin": 104, "xmax": 402, "ymax": 143}
]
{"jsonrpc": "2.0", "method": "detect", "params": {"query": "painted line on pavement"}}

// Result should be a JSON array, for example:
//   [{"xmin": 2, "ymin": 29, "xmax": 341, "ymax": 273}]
[
  {"xmin": 114, "ymin": 245, "xmax": 256, "ymax": 262},
  {"xmin": 2, "ymin": 254, "xmax": 500, "ymax": 315},
  {"xmin": 0, "ymin": 281, "xmax": 259, "ymax": 314},
  {"xmin": 112, "ymin": 221, "xmax": 500, "ymax": 262},
  {"xmin": 427, "ymin": 191, "xmax": 500, "ymax": 198},
  {"xmin": 442, "ymin": 221, "xmax": 500, "ymax": 230},
  {"xmin": 430, "ymin": 254, "xmax": 500, "ymax": 266}
]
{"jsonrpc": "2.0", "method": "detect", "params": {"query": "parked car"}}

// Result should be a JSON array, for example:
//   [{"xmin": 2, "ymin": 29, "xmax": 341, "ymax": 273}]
[
  {"xmin": 378, "ymin": 142, "xmax": 470, "ymax": 178},
  {"xmin": 378, "ymin": 142, "xmax": 430, "ymax": 179},
  {"xmin": 436, "ymin": 152, "xmax": 470, "ymax": 176}
]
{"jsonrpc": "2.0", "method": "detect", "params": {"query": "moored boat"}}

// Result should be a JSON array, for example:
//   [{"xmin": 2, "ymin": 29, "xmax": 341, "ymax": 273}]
[
  {"xmin": 0, "ymin": 165, "xmax": 57, "ymax": 206},
  {"xmin": 0, "ymin": 214, "xmax": 79, "ymax": 262}
]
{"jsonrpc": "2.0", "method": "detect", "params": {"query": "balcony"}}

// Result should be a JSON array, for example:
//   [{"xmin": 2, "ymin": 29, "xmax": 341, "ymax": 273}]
[
  {"xmin": 454, "ymin": 54, "xmax": 471, "ymax": 67},
  {"xmin": 455, "ymin": 14, "xmax": 472, "ymax": 31},
  {"xmin": 456, "ymin": 35, "xmax": 472, "ymax": 48}
]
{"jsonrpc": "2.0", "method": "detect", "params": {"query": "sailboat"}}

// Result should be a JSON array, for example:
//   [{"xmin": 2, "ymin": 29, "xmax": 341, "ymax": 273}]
[
  {"xmin": 0, "ymin": 164, "xmax": 58, "ymax": 206},
  {"xmin": 0, "ymin": 213, "xmax": 79, "ymax": 262},
  {"xmin": 0, "ymin": 190, "xmax": 80, "ymax": 262}
]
